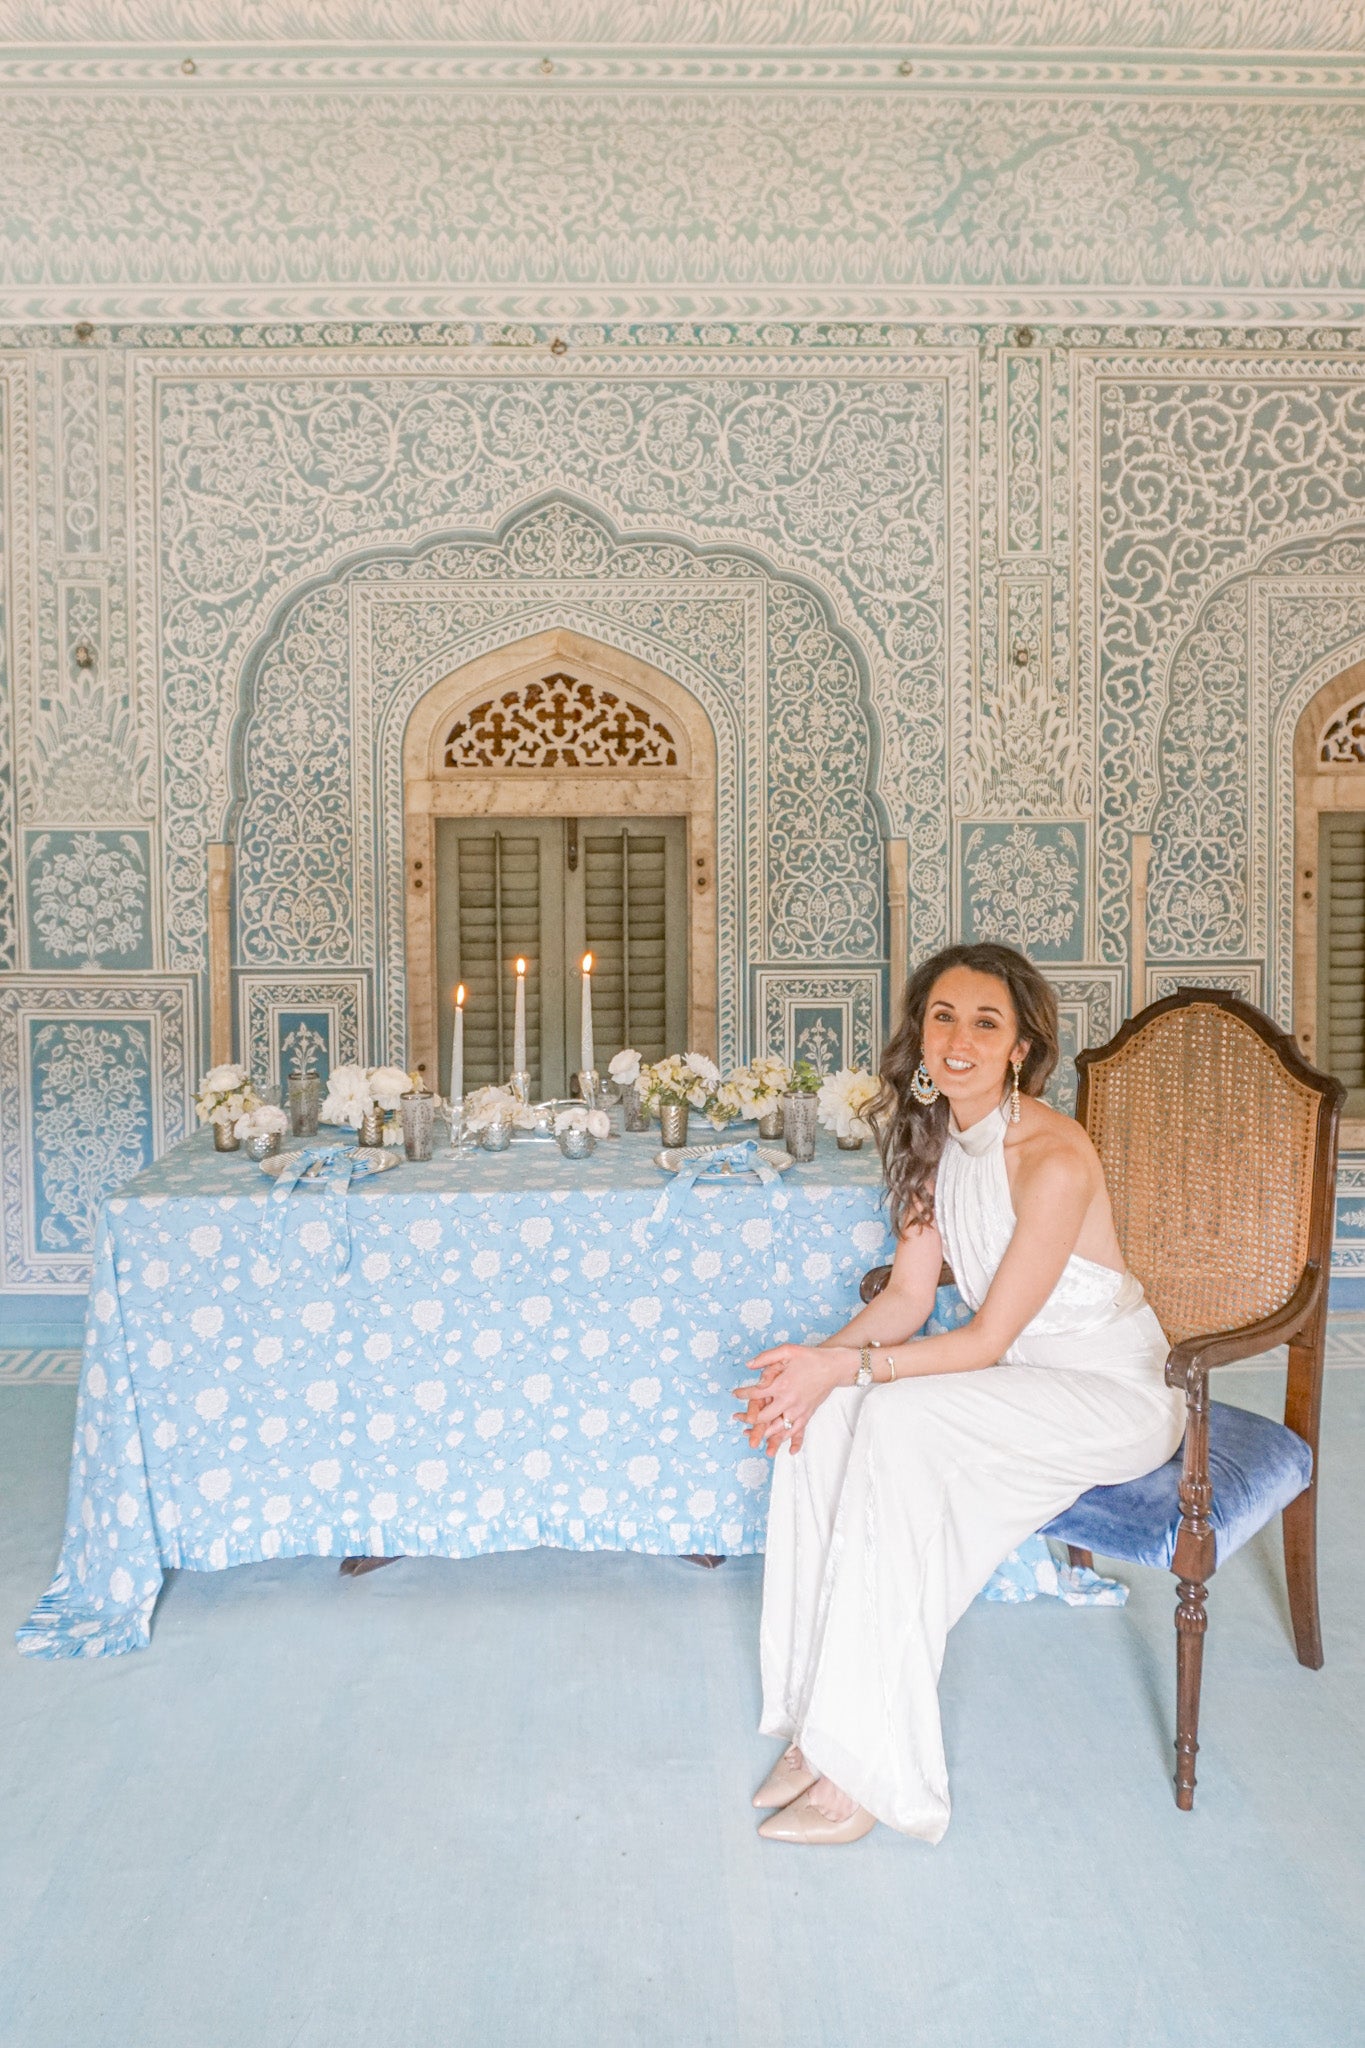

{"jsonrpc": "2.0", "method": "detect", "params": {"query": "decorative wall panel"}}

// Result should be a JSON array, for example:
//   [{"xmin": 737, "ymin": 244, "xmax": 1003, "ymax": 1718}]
[
  {"xmin": 0, "ymin": 976, "xmax": 195, "ymax": 1290},
  {"xmin": 237, "ymin": 972, "xmax": 370, "ymax": 1091},
  {"xmin": 4, "ymin": 320, "xmax": 1365, "ymax": 1303}
]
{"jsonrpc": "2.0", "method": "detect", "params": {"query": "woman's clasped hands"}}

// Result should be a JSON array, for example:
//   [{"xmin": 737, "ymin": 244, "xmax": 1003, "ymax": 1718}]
[{"xmin": 733, "ymin": 1343, "xmax": 857, "ymax": 1456}]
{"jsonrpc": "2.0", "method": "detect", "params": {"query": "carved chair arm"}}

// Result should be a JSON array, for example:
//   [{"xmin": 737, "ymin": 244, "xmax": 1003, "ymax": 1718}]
[
  {"xmin": 1164, "ymin": 1263, "xmax": 1324, "ymax": 1389},
  {"xmin": 1165, "ymin": 1261, "xmax": 1323, "ymax": 1584},
  {"xmin": 859, "ymin": 1261, "xmax": 956, "ymax": 1306}
]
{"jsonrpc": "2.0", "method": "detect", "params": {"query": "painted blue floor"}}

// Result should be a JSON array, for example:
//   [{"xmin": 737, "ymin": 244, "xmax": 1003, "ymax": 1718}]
[{"xmin": 2, "ymin": 1362, "xmax": 1363, "ymax": 2048}]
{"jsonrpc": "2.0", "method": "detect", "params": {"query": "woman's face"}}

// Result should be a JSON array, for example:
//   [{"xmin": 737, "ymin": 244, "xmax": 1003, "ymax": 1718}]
[{"xmin": 919, "ymin": 966, "xmax": 1029, "ymax": 1108}]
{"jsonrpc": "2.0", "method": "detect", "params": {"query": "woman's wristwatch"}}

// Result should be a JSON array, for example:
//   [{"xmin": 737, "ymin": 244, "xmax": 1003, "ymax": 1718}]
[{"xmin": 855, "ymin": 1344, "xmax": 875, "ymax": 1388}]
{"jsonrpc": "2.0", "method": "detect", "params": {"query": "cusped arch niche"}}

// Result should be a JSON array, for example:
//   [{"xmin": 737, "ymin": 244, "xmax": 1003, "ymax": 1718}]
[
  {"xmin": 1293, "ymin": 653, "xmax": 1365, "ymax": 1134},
  {"xmin": 404, "ymin": 628, "xmax": 717, "ymax": 1079}
]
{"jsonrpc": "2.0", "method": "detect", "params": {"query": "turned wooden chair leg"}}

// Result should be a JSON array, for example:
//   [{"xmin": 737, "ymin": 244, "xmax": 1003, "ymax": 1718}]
[
  {"xmin": 1065, "ymin": 1545, "xmax": 1094, "ymax": 1571},
  {"xmin": 339, "ymin": 1556, "xmax": 401, "ymax": 1577},
  {"xmin": 1281, "ymin": 1486, "xmax": 1324, "ymax": 1670},
  {"xmin": 1174, "ymin": 1575, "xmax": 1208, "ymax": 1810}
]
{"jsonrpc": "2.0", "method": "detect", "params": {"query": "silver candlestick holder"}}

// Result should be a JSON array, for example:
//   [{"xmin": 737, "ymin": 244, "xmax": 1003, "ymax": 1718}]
[
  {"xmin": 509, "ymin": 1070, "xmax": 531, "ymax": 1106},
  {"xmin": 577, "ymin": 1068, "xmax": 602, "ymax": 1110}
]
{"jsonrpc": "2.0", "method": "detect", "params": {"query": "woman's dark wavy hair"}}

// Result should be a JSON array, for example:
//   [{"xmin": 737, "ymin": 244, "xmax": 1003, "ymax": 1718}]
[{"xmin": 874, "ymin": 942, "xmax": 1059, "ymax": 1239}]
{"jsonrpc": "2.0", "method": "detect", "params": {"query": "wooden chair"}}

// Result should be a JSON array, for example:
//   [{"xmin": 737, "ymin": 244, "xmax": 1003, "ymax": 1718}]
[{"xmin": 862, "ymin": 990, "xmax": 1342, "ymax": 1810}]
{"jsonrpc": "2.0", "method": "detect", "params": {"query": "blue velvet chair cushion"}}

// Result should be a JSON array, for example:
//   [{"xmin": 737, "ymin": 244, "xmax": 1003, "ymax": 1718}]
[{"xmin": 1043, "ymin": 1400, "xmax": 1313, "ymax": 1571}]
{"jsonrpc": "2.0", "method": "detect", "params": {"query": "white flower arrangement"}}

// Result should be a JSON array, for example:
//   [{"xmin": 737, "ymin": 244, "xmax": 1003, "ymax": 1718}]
[
  {"xmin": 195, "ymin": 1062, "xmax": 259, "ymax": 1130},
  {"xmin": 725, "ymin": 1054, "xmax": 792, "ymax": 1119},
  {"xmin": 639, "ymin": 1051, "xmax": 733, "ymax": 1126},
  {"xmin": 554, "ymin": 1106, "xmax": 612, "ymax": 1139},
  {"xmin": 320, "ymin": 1063, "xmax": 417, "ymax": 1130},
  {"xmin": 233, "ymin": 1102, "xmax": 289, "ymax": 1141},
  {"xmin": 462, "ymin": 1084, "xmax": 536, "ymax": 1134},
  {"xmin": 608, "ymin": 1048, "xmax": 642, "ymax": 1089},
  {"xmin": 816, "ymin": 1067, "xmax": 881, "ymax": 1142}
]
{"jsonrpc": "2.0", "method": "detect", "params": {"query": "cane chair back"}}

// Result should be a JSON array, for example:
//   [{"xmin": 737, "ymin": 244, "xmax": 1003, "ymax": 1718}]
[{"xmin": 1076, "ymin": 994, "xmax": 1336, "ymax": 1347}]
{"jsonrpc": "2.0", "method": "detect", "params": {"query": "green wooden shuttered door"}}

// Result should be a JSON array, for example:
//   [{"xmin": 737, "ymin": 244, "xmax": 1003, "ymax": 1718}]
[
  {"xmin": 1319, "ymin": 813, "xmax": 1365, "ymax": 1109},
  {"xmin": 435, "ymin": 816, "xmax": 686, "ymax": 1099}
]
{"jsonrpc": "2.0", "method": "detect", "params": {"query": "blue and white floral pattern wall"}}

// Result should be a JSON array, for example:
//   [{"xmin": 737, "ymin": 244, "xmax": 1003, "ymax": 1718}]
[
  {"xmin": 2, "ymin": 9, "xmax": 1365, "ymax": 1309},
  {"xmin": 4, "ymin": 320, "xmax": 1365, "ymax": 1307}
]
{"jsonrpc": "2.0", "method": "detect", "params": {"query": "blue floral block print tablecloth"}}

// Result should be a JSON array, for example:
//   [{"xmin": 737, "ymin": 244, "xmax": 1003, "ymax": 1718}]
[{"xmin": 18, "ymin": 1127, "xmax": 1120, "ymax": 1658}]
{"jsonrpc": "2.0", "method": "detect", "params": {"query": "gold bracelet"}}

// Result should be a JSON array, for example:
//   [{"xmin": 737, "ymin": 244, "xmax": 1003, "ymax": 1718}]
[{"xmin": 887, "ymin": 1349, "xmax": 897, "ymax": 1381}]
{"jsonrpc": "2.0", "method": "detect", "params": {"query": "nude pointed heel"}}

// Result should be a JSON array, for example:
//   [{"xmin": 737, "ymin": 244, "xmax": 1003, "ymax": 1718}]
[
  {"xmin": 752, "ymin": 1745, "xmax": 818, "ymax": 1810},
  {"xmin": 757, "ymin": 1793, "xmax": 877, "ymax": 1845}
]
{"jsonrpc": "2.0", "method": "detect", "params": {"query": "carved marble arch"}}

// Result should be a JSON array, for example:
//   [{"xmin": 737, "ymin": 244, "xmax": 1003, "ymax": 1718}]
[
  {"xmin": 403, "ymin": 628, "xmax": 718, "ymax": 1084},
  {"xmin": 1294, "ymin": 654, "xmax": 1365, "ymax": 1136}
]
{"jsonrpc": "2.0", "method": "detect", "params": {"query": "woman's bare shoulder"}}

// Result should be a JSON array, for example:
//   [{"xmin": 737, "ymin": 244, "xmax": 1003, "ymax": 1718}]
[{"xmin": 1011, "ymin": 1097, "xmax": 1103, "ymax": 1180}]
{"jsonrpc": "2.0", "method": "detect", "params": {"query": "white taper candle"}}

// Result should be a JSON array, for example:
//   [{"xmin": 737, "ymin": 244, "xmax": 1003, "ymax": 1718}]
[
  {"xmin": 513, "ymin": 957, "xmax": 527, "ymax": 1076},
  {"xmin": 451, "ymin": 983, "xmax": 464, "ymax": 1106},
  {"xmin": 581, "ymin": 952, "xmax": 594, "ymax": 1074}
]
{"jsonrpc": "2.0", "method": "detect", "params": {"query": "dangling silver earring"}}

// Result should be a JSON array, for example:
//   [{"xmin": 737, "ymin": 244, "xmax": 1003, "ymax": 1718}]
[
  {"xmin": 910, "ymin": 1059, "xmax": 940, "ymax": 1107},
  {"xmin": 1010, "ymin": 1059, "xmax": 1023, "ymax": 1123}
]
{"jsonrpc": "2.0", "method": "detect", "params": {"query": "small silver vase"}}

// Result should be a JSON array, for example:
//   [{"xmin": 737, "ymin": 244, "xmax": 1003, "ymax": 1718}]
[
  {"xmin": 836, "ymin": 1132, "xmax": 864, "ymax": 1151},
  {"xmin": 621, "ymin": 1083, "xmax": 648, "ymax": 1133},
  {"xmin": 556, "ymin": 1123, "xmax": 596, "ymax": 1160},
  {"xmin": 782, "ymin": 1092, "xmax": 818, "ymax": 1162},
  {"xmin": 212, "ymin": 1119, "xmax": 240, "ymax": 1153},
  {"xmin": 243, "ymin": 1130, "xmax": 282, "ymax": 1162},
  {"xmin": 658, "ymin": 1101, "xmax": 689, "ymax": 1148},
  {"xmin": 757, "ymin": 1105, "xmax": 784, "ymax": 1140},
  {"xmin": 399, "ymin": 1088, "xmax": 435, "ymax": 1161},
  {"xmin": 479, "ymin": 1116, "xmax": 514, "ymax": 1153},
  {"xmin": 288, "ymin": 1069, "xmax": 320, "ymax": 1137},
  {"xmin": 357, "ymin": 1107, "xmax": 386, "ymax": 1148}
]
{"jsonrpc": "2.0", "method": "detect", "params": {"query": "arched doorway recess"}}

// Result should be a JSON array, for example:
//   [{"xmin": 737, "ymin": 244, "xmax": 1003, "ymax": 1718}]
[
  {"xmin": 1294, "ymin": 654, "xmax": 1365, "ymax": 1140},
  {"xmin": 403, "ymin": 628, "xmax": 718, "ymax": 1088}
]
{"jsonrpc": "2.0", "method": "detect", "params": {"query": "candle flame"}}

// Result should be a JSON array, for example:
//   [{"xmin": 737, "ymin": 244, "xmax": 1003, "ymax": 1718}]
[
  {"xmin": 582, "ymin": 952, "xmax": 593, "ymax": 974},
  {"xmin": 516, "ymin": 956, "xmax": 526, "ymax": 976},
  {"xmin": 454, "ymin": 983, "xmax": 465, "ymax": 1007}
]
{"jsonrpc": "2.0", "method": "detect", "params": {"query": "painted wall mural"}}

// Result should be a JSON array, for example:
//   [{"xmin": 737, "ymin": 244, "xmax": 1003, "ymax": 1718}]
[{"xmin": 4, "ymin": 321, "xmax": 1365, "ymax": 1303}]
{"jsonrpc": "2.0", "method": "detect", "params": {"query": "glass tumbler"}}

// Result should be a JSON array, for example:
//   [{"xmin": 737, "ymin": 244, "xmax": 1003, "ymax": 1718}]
[
  {"xmin": 288, "ymin": 1070, "xmax": 321, "ymax": 1137},
  {"xmin": 782, "ymin": 1092, "xmax": 818, "ymax": 1162},
  {"xmin": 399, "ymin": 1088, "xmax": 435, "ymax": 1161}
]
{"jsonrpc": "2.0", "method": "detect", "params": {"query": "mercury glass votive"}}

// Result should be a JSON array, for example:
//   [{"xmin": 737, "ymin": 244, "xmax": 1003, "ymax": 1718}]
[
  {"xmin": 211, "ymin": 1119, "xmax": 241, "ymax": 1152},
  {"xmin": 658, "ymin": 1101, "xmax": 690, "ymax": 1148},
  {"xmin": 556, "ymin": 1123, "xmax": 596, "ymax": 1160},
  {"xmin": 288, "ymin": 1070, "xmax": 320, "ymax": 1136},
  {"xmin": 243, "ymin": 1130, "xmax": 282, "ymax": 1162},
  {"xmin": 621, "ymin": 1083, "xmax": 648, "ymax": 1132},
  {"xmin": 480, "ymin": 1115, "xmax": 514, "ymax": 1153},
  {"xmin": 757, "ymin": 1105, "xmax": 784, "ymax": 1139},
  {"xmin": 782, "ymin": 1092, "xmax": 818, "ymax": 1162},
  {"xmin": 399, "ymin": 1088, "xmax": 435, "ymax": 1161},
  {"xmin": 357, "ymin": 1107, "xmax": 386, "ymax": 1148},
  {"xmin": 836, "ymin": 1132, "xmax": 864, "ymax": 1151}
]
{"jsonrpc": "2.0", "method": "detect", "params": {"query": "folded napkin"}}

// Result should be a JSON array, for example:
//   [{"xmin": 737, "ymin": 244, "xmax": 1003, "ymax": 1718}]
[{"xmin": 258, "ymin": 1144, "xmax": 364, "ymax": 1277}]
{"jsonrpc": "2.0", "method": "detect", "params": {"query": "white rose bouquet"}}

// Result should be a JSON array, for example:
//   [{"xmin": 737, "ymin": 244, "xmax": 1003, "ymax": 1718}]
[
  {"xmin": 608, "ymin": 1048, "xmax": 642, "ymax": 1089},
  {"xmin": 462, "ymin": 1083, "xmax": 536, "ymax": 1134},
  {"xmin": 816, "ymin": 1067, "xmax": 881, "ymax": 1142},
  {"xmin": 195, "ymin": 1062, "xmax": 259, "ymax": 1130},
  {"xmin": 726, "ymin": 1054, "xmax": 792, "ymax": 1119},
  {"xmin": 638, "ymin": 1051, "xmax": 735, "ymax": 1128},
  {"xmin": 554, "ymin": 1106, "xmax": 612, "ymax": 1139},
  {"xmin": 320, "ymin": 1063, "xmax": 419, "ymax": 1136},
  {"xmin": 233, "ymin": 1102, "xmax": 289, "ymax": 1141}
]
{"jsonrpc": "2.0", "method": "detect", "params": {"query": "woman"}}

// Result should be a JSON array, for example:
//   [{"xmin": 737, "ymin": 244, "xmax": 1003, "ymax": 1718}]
[{"xmin": 736, "ymin": 943, "xmax": 1184, "ymax": 1846}]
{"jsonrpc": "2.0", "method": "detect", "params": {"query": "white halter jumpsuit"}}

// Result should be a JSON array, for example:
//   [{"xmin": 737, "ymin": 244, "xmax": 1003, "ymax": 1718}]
[{"xmin": 758, "ymin": 1103, "xmax": 1186, "ymax": 1840}]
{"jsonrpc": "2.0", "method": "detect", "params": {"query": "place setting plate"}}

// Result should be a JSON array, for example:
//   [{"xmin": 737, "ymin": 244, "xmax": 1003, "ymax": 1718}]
[
  {"xmin": 258, "ymin": 1147, "xmax": 399, "ymax": 1179},
  {"xmin": 654, "ymin": 1143, "xmax": 794, "ymax": 1177}
]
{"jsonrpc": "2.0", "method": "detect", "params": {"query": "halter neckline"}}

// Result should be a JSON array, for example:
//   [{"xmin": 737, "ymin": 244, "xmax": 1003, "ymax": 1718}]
[{"xmin": 946, "ymin": 1100, "xmax": 1010, "ymax": 1157}]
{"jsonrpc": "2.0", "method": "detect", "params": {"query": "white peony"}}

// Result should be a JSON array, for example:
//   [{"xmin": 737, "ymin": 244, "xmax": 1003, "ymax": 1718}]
[
  {"xmin": 685, "ymin": 1051, "xmax": 720, "ymax": 1089},
  {"xmin": 608, "ymin": 1048, "xmax": 641, "ymax": 1087},
  {"xmin": 368, "ymin": 1065, "xmax": 415, "ymax": 1111},
  {"xmin": 203, "ymin": 1063, "xmax": 248, "ymax": 1093},
  {"xmin": 816, "ymin": 1067, "xmax": 881, "ymax": 1140},
  {"xmin": 586, "ymin": 1108, "xmax": 611, "ymax": 1140},
  {"xmin": 234, "ymin": 1102, "xmax": 289, "ymax": 1139}
]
